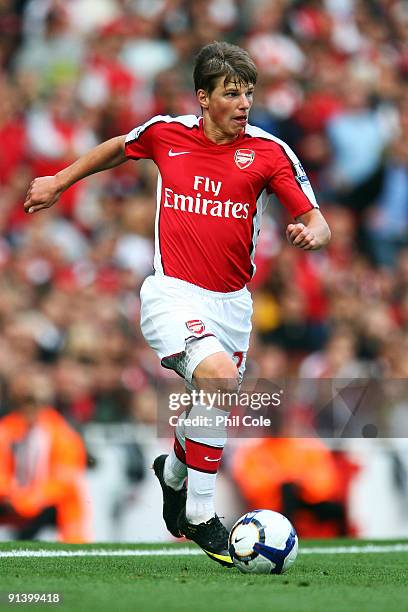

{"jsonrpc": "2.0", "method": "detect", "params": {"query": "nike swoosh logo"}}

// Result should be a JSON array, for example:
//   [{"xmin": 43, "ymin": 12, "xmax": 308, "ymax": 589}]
[
  {"xmin": 168, "ymin": 149, "xmax": 191, "ymax": 157},
  {"xmin": 204, "ymin": 456, "xmax": 221, "ymax": 462},
  {"xmin": 203, "ymin": 549, "xmax": 233, "ymax": 566},
  {"xmin": 235, "ymin": 536, "xmax": 246, "ymax": 543}
]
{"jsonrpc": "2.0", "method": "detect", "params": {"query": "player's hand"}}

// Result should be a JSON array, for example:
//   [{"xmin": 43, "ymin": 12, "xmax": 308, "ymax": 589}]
[
  {"xmin": 286, "ymin": 223, "xmax": 319, "ymax": 250},
  {"xmin": 23, "ymin": 176, "xmax": 63, "ymax": 214}
]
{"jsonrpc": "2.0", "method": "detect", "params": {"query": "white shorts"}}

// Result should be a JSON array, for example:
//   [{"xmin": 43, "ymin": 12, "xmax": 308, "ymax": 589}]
[{"xmin": 140, "ymin": 274, "xmax": 252, "ymax": 384}]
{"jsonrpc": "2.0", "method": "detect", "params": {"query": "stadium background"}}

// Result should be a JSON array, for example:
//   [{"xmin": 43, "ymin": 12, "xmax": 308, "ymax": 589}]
[{"xmin": 0, "ymin": 0, "xmax": 408, "ymax": 542}]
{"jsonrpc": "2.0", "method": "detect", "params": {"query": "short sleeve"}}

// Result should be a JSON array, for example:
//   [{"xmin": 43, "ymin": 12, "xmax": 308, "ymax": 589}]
[
  {"xmin": 125, "ymin": 117, "xmax": 163, "ymax": 161},
  {"xmin": 268, "ymin": 145, "xmax": 318, "ymax": 218}
]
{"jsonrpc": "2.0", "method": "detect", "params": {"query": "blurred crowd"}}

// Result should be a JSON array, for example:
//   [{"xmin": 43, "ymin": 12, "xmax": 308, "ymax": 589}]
[{"xmin": 0, "ymin": 0, "xmax": 408, "ymax": 428}]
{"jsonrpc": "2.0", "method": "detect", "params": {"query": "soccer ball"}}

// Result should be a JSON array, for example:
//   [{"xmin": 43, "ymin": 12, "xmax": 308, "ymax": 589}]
[{"xmin": 228, "ymin": 509, "xmax": 298, "ymax": 574}]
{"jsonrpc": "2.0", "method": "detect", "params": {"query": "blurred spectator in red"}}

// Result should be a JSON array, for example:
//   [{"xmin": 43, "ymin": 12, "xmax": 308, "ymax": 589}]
[
  {"xmin": 77, "ymin": 22, "xmax": 146, "ymax": 140},
  {"xmin": 151, "ymin": 67, "xmax": 198, "ymax": 117},
  {"xmin": 244, "ymin": 1, "xmax": 305, "ymax": 127},
  {"xmin": 26, "ymin": 84, "xmax": 97, "ymax": 216},
  {"xmin": 0, "ymin": 0, "xmax": 23, "ymax": 72},
  {"xmin": 0, "ymin": 80, "xmax": 27, "ymax": 185},
  {"xmin": 0, "ymin": 0, "xmax": 407, "ymax": 443}
]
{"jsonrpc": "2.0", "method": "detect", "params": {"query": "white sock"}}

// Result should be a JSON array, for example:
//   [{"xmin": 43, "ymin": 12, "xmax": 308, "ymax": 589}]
[
  {"xmin": 164, "ymin": 451, "xmax": 186, "ymax": 491},
  {"xmin": 163, "ymin": 410, "xmax": 187, "ymax": 491},
  {"xmin": 186, "ymin": 468, "xmax": 218, "ymax": 524},
  {"xmin": 185, "ymin": 403, "xmax": 228, "ymax": 524}
]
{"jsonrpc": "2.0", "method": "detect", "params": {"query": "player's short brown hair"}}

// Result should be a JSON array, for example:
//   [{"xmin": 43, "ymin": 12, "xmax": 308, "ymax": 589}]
[{"xmin": 193, "ymin": 41, "xmax": 257, "ymax": 94}]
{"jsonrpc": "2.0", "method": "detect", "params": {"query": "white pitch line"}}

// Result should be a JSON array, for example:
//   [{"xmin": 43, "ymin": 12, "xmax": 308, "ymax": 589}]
[
  {"xmin": 0, "ymin": 548, "xmax": 203, "ymax": 558},
  {"xmin": 1, "ymin": 544, "xmax": 408, "ymax": 558},
  {"xmin": 300, "ymin": 544, "xmax": 408, "ymax": 554}
]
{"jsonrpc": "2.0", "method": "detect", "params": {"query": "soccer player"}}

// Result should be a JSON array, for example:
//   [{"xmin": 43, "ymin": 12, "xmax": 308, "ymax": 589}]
[{"xmin": 24, "ymin": 42, "xmax": 330, "ymax": 566}]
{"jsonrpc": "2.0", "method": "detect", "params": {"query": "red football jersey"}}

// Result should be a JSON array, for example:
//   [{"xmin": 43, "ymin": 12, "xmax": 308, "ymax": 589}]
[{"xmin": 125, "ymin": 115, "xmax": 318, "ymax": 292}]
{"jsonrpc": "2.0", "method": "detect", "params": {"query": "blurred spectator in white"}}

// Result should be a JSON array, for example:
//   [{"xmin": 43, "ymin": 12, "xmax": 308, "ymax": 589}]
[
  {"xmin": 366, "ymin": 136, "xmax": 408, "ymax": 266},
  {"xmin": 120, "ymin": 12, "xmax": 177, "ymax": 81},
  {"xmin": 22, "ymin": 0, "xmax": 120, "ymax": 37},
  {"xmin": 299, "ymin": 327, "xmax": 366, "ymax": 379},
  {"xmin": 113, "ymin": 194, "xmax": 155, "ymax": 280},
  {"xmin": 245, "ymin": 1, "xmax": 305, "ymax": 78},
  {"xmin": 16, "ymin": 3, "xmax": 84, "ymax": 90},
  {"xmin": 26, "ymin": 84, "xmax": 97, "ymax": 215},
  {"xmin": 326, "ymin": 77, "xmax": 390, "ymax": 210}
]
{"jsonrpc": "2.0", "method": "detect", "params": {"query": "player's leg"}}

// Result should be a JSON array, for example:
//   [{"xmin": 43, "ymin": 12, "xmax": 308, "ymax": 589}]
[
  {"xmin": 144, "ymin": 276, "xmax": 250, "ymax": 548},
  {"xmin": 153, "ymin": 337, "xmax": 232, "ymax": 540},
  {"xmin": 185, "ymin": 352, "xmax": 238, "ymax": 523},
  {"xmin": 178, "ymin": 350, "xmax": 239, "ymax": 567},
  {"xmin": 153, "ymin": 404, "xmax": 188, "ymax": 538},
  {"xmin": 155, "ymin": 349, "xmax": 235, "ymax": 538},
  {"xmin": 163, "ymin": 410, "xmax": 188, "ymax": 491},
  {"xmin": 139, "ymin": 276, "xmax": 190, "ymax": 537}
]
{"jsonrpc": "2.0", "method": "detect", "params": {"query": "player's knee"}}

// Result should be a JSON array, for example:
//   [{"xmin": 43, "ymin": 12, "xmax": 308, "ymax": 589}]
[{"xmin": 193, "ymin": 352, "xmax": 239, "ymax": 394}]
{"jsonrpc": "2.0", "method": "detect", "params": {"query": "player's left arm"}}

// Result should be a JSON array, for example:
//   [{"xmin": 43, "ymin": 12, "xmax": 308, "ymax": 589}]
[
  {"xmin": 267, "ymin": 142, "xmax": 331, "ymax": 251},
  {"xmin": 286, "ymin": 208, "xmax": 331, "ymax": 251}
]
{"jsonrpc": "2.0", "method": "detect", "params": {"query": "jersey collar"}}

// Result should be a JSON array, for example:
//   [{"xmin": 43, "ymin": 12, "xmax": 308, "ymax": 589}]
[{"xmin": 198, "ymin": 116, "xmax": 247, "ymax": 147}]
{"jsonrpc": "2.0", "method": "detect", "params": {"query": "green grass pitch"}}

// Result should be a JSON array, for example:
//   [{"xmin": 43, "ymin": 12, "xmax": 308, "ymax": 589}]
[{"xmin": 0, "ymin": 541, "xmax": 407, "ymax": 612}]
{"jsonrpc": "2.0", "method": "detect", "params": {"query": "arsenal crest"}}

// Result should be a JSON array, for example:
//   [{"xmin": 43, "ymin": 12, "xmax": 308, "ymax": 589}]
[
  {"xmin": 186, "ymin": 319, "xmax": 205, "ymax": 335},
  {"xmin": 234, "ymin": 149, "xmax": 255, "ymax": 169}
]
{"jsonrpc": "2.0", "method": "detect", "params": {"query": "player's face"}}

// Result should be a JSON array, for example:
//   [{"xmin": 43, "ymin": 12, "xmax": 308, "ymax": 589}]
[{"xmin": 198, "ymin": 77, "xmax": 254, "ymax": 143}]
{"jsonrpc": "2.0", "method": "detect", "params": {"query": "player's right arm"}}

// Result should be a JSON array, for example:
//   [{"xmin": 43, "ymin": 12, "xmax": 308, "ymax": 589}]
[{"xmin": 24, "ymin": 135, "xmax": 127, "ymax": 214}]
